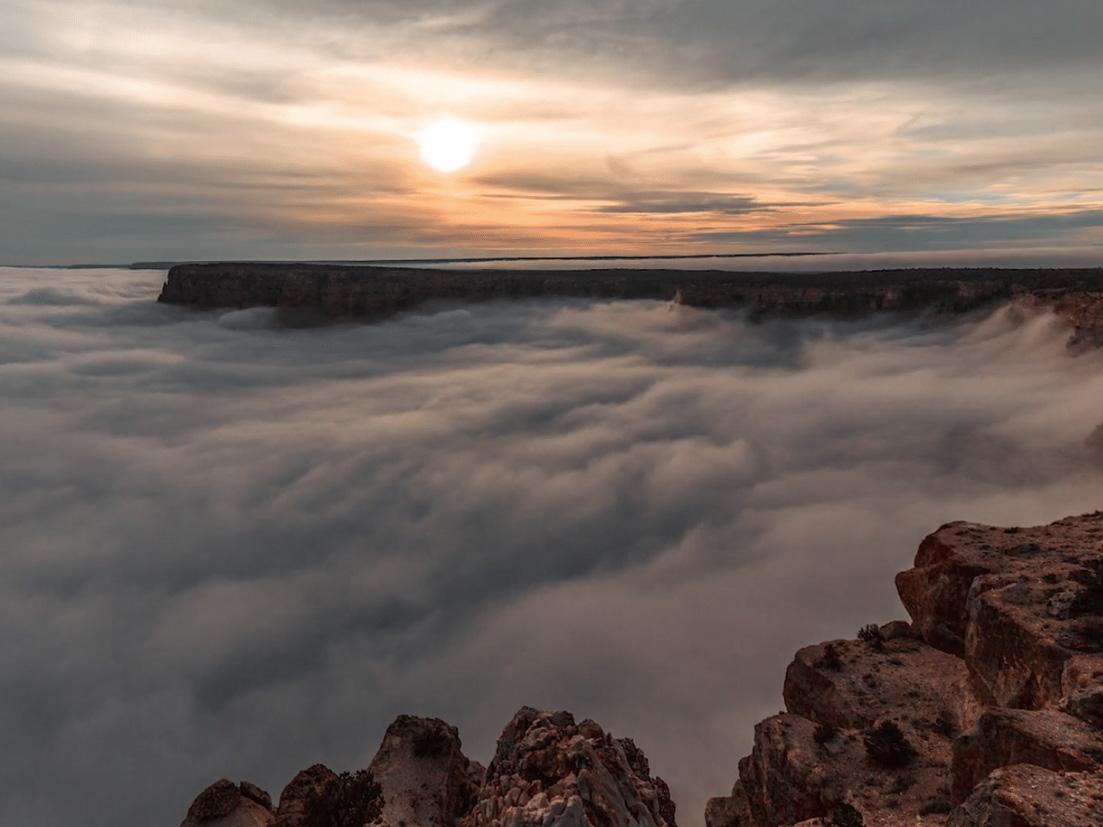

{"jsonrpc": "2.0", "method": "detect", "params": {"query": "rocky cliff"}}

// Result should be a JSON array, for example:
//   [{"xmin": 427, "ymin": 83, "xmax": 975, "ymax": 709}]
[
  {"xmin": 180, "ymin": 514, "xmax": 1103, "ymax": 827},
  {"xmin": 157, "ymin": 264, "xmax": 1103, "ymax": 349},
  {"xmin": 180, "ymin": 710, "xmax": 676, "ymax": 827},
  {"xmin": 706, "ymin": 513, "xmax": 1103, "ymax": 826}
]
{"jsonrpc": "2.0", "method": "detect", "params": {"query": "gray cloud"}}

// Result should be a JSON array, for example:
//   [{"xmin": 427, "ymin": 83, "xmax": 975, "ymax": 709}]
[
  {"xmin": 3, "ymin": 267, "xmax": 1103, "ymax": 826},
  {"xmin": 127, "ymin": 0, "xmax": 1101, "ymax": 90},
  {"xmin": 690, "ymin": 209, "xmax": 1103, "ymax": 251},
  {"xmin": 3, "ymin": 1, "xmax": 1103, "ymax": 262}
]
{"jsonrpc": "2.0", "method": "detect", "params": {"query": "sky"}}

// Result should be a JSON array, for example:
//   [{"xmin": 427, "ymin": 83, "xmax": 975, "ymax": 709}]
[
  {"xmin": 2, "ymin": 1, "xmax": 1103, "ymax": 263},
  {"xmin": 4, "ymin": 266, "xmax": 1103, "ymax": 826}
]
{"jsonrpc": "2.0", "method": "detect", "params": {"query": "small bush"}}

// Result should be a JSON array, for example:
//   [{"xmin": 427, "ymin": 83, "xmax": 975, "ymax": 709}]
[
  {"xmin": 814, "ymin": 722, "xmax": 839, "ymax": 746},
  {"xmin": 831, "ymin": 801, "xmax": 864, "ymax": 827},
  {"xmin": 933, "ymin": 710, "xmax": 956, "ymax": 737},
  {"xmin": 918, "ymin": 798, "xmax": 953, "ymax": 816},
  {"xmin": 863, "ymin": 721, "xmax": 918, "ymax": 768},
  {"xmin": 817, "ymin": 643, "xmax": 844, "ymax": 671},
  {"xmin": 887, "ymin": 774, "xmax": 915, "ymax": 795},
  {"xmin": 412, "ymin": 728, "xmax": 453, "ymax": 758},
  {"xmin": 857, "ymin": 624, "xmax": 884, "ymax": 651},
  {"xmin": 1070, "ymin": 560, "xmax": 1103, "ymax": 617},
  {"xmin": 304, "ymin": 770, "xmax": 383, "ymax": 827}
]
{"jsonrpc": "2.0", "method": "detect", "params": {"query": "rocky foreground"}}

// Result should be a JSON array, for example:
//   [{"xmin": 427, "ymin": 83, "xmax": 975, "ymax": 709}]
[
  {"xmin": 181, "ymin": 513, "xmax": 1103, "ymax": 827},
  {"xmin": 158, "ymin": 264, "xmax": 1103, "ymax": 351}
]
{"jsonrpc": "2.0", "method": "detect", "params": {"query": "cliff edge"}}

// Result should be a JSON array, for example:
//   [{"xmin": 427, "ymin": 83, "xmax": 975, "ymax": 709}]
[
  {"xmin": 157, "ymin": 264, "xmax": 1103, "ymax": 350},
  {"xmin": 707, "ymin": 513, "xmax": 1103, "ymax": 826}
]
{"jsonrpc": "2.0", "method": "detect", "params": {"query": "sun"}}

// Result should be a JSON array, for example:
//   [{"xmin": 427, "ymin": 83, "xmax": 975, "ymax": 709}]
[{"xmin": 417, "ymin": 119, "xmax": 478, "ymax": 173}]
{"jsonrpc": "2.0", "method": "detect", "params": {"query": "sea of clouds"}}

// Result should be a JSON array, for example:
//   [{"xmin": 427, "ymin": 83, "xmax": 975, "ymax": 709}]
[{"xmin": 3, "ymin": 266, "xmax": 1103, "ymax": 827}]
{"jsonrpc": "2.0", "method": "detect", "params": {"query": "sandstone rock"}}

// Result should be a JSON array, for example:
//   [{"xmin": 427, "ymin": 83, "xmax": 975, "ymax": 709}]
[
  {"xmin": 274, "ymin": 764, "xmax": 337, "ymax": 827},
  {"xmin": 367, "ymin": 714, "xmax": 483, "ymax": 827},
  {"xmin": 736, "ymin": 712, "xmax": 954, "ymax": 827},
  {"xmin": 947, "ymin": 764, "xmax": 1103, "ymax": 826},
  {"xmin": 1061, "ymin": 684, "xmax": 1103, "ymax": 727},
  {"xmin": 158, "ymin": 264, "xmax": 1103, "ymax": 352},
  {"xmin": 703, "ymin": 785, "xmax": 752, "ymax": 827},
  {"xmin": 710, "ymin": 512, "xmax": 1103, "ymax": 827},
  {"xmin": 784, "ymin": 633, "xmax": 968, "ymax": 732},
  {"xmin": 181, "ymin": 779, "xmax": 275, "ymax": 827},
  {"xmin": 462, "ymin": 707, "xmax": 676, "ymax": 827},
  {"xmin": 897, "ymin": 514, "xmax": 1103, "ymax": 709},
  {"xmin": 950, "ymin": 707, "xmax": 1103, "ymax": 802}
]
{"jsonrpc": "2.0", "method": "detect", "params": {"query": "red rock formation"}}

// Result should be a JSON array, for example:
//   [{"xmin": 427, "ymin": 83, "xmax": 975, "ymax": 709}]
[
  {"xmin": 181, "ymin": 709, "xmax": 671, "ymax": 827},
  {"xmin": 709, "ymin": 513, "xmax": 1103, "ymax": 827},
  {"xmin": 897, "ymin": 517, "xmax": 1103, "ymax": 710},
  {"xmin": 368, "ymin": 715, "xmax": 483, "ymax": 827},
  {"xmin": 157, "ymin": 264, "xmax": 1103, "ymax": 350},
  {"xmin": 274, "ymin": 764, "xmax": 337, "ymax": 827},
  {"xmin": 180, "ymin": 779, "xmax": 275, "ymax": 827},
  {"xmin": 947, "ymin": 764, "xmax": 1103, "ymax": 826},
  {"xmin": 462, "ymin": 707, "xmax": 677, "ymax": 827},
  {"xmin": 950, "ymin": 708, "xmax": 1102, "ymax": 802}
]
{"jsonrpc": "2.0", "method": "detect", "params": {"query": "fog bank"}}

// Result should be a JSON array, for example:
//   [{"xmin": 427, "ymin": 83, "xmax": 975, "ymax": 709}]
[{"xmin": 2, "ymin": 267, "xmax": 1102, "ymax": 827}]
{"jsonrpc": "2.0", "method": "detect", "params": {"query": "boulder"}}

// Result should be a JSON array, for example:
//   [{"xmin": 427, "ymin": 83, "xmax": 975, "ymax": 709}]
[
  {"xmin": 950, "ymin": 707, "xmax": 1103, "ymax": 802},
  {"xmin": 947, "ymin": 764, "xmax": 1103, "ymax": 826},
  {"xmin": 181, "ymin": 779, "xmax": 275, "ymax": 827}
]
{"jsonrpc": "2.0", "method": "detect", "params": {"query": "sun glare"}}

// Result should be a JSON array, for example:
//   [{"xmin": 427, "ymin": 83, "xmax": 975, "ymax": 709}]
[{"xmin": 417, "ymin": 119, "xmax": 478, "ymax": 173}]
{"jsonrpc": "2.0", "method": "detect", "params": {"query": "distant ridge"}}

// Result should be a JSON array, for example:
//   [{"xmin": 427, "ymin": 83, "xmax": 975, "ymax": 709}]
[{"xmin": 130, "ymin": 251, "xmax": 832, "ymax": 270}]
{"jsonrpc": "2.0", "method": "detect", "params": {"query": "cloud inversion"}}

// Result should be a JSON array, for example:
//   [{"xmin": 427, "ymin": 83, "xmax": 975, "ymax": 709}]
[{"xmin": 3, "ymin": 267, "xmax": 1103, "ymax": 826}]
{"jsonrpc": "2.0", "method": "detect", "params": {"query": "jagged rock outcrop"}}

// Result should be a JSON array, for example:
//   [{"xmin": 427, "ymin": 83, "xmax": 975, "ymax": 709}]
[
  {"xmin": 368, "ymin": 715, "xmax": 483, "ymax": 827},
  {"xmin": 157, "ymin": 264, "xmax": 1103, "ymax": 351},
  {"xmin": 274, "ymin": 764, "xmax": 338, "ymax": 827},
  {"xmin": 463, "ymin": 707, "xmax": 676, "ymax": 827},
  {"xmin": 708, "ymin": 513, "xmax": 1103, "ymax": 827},
  {"xmin": 181, "ymin": 779, "xmax": 275, "ymax": 827},
  {"xmin": 182, "ymin": 709, "xmax": 670, "ymax": 827}
]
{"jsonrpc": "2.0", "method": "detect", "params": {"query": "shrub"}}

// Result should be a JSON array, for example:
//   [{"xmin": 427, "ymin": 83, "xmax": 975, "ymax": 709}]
[
  {"xmin": 831, "ymin": 801, "xmax": 864, "ymax": 826},
  {"xmin": 863, "ymin": 721, "xmax": 918, "ymax": 768},
  {"xmin": 933, "ymin": 710, "xmax": 956, "ymax": 737},
  {"xmin": 918, "ymin": 798, "xmax": 953, "ymax": 816},
  {"xmin": 817, "ymin": 643, "xmax": 844, "ymax": 671},
  {"xmin": 412, "ymin": 728, "xmax": 453, "ymax": 758},
  {"xmin": 814, "ymin": 722, "xmax": 839, "ymax": 746},
  {"xmin": 887, "ymin": 774, "xmax": 915, "ymax": 795},
  {"xmin": 857, "ymin": 624, "xmax": 884, "ymax": 651},
  {"xmin": 304, "ymin": 770, "xmax": 383, "ymax": 827},
  {"xmin": 1070, "ymin": 561, "xmax": 1103, "ymax": 617}
]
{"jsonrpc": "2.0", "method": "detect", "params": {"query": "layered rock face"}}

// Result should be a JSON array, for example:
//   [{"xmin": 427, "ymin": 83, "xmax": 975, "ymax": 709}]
[
  {"xmin": 158, "ymin": 264, "xmax": 1103, "ymax": 349},
  {"xmin": 181, "ymin": 711, "xmax": 674, "ymax": 827},
  {"xmin": 707, "ymin": 513, "xmax": 1103, "ymax": 827}
]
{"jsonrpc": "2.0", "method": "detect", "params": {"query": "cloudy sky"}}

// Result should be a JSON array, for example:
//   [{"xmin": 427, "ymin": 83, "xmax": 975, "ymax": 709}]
[
  {"xmin": 4, "ymin": 267, "xmax": 1103, "ymax": 826},
  {"xmin": 2, "ymin": 1, "xmax": 1103, "ymax": 263}
]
